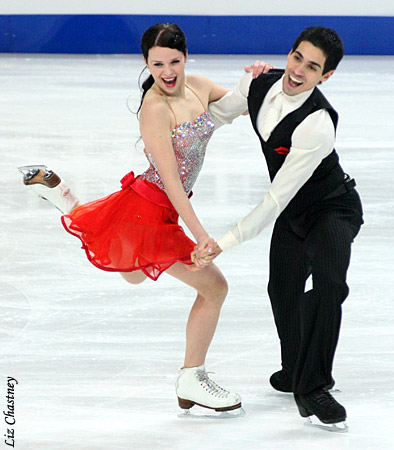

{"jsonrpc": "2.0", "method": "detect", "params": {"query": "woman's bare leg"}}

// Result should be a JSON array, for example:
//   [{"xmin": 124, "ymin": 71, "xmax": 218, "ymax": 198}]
[
  {"xmin": 72, "ymin": 201, "xmax": 83, "ymax": 210},
  {"xmin": 166, "ymin": 262, "xmax": 241, "ymax": 411},
  {"xmin": 120, "ymin": 262, "xmax": 227, "ymax": 363},
  {"xmin": 165, "ymin": 262, "xmax": 228, "ymax": 368},
  {"xmin": 120, "ymin": 271, "xmax": 148, "ymax": 284}
]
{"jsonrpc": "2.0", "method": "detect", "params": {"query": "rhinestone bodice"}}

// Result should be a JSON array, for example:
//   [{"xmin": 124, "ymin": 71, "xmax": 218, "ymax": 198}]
[{"xmin": 139, "ymin": 112, "xmax": 215, "ymax": 196}]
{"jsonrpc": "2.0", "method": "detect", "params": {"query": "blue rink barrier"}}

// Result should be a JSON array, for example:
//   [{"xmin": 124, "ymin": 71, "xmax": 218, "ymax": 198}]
[{"xmin": 0, "ymin": 14, "xmax": 393, "ymax": 55}]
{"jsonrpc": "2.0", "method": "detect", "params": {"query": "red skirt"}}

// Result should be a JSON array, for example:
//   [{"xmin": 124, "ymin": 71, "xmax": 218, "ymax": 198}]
[{"xmin": 61, "ymin": 171, "xmax": 196, "ymax": 280}]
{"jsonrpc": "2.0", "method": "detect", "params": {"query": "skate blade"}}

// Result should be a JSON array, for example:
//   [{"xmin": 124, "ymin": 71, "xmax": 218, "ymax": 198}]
[
  {"xmin": 19, "ymin": 165, "xmax": 61, "ymax": 189},
  {"xmin": 178, "ymin": 406, "xmax": 245, "ymax": 419},
  {"xmin": 304, "ymin": 416, "xmax": 348, "ymax": 433},
  {"xmin": 18, "ymin": 165, "xmax": 48, "ymax": 175}
]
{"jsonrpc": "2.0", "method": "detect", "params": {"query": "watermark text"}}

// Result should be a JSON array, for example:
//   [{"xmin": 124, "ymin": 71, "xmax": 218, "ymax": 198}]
[{"xmin": 4, "ymin": 377, "xmax": 18, "ymax": 448}]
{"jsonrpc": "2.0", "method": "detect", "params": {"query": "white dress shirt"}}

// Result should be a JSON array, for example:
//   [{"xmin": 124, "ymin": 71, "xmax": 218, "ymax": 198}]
[{"xmin": 207, "ymin": 72, "xmax": 336, "ymax": 251}]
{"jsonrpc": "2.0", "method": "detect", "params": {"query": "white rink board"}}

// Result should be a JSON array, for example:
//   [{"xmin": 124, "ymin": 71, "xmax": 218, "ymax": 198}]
[{"xmin": 1, "ymin": 0, "xmax": 394, "ymax": 16}]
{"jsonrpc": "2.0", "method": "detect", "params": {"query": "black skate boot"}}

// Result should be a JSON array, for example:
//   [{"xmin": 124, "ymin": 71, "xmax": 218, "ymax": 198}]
[
  {"xmin": 294, "ymin": 387, "xmax": 346, "ymax": 424},
  {"xmin": 269, "ymin": 370, "xmax": 292, "ymax": 392},
  {"xmin": 270, "ymin": 370, "xmax": 335, "ymax": 393}
]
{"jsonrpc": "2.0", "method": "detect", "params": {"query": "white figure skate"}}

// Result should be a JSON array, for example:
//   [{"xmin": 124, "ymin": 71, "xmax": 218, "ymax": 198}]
[
  {"xmin": 176, "ymin": 365, "xmax": 244, "ymax": 419},
  {"xmin": 18, "ymin": 165, "xmax": 79, "ymax": 214}
]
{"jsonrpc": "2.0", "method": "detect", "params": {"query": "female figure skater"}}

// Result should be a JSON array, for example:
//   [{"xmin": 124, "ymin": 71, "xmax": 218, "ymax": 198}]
[{"xmin": 19, "ymin": 23, "xmax": 269, "ymax": 415}]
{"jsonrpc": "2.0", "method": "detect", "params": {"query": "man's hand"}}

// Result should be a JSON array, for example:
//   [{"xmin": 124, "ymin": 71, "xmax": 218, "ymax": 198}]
[
  {"xmin": 190, "ymin": 236, "xmax": 214, "ymax": 269},
  {"xmin": 191, "ymin": 242, "xmax": 222, "ymax": 268},
  {"xmin": 244, "ymin": 60, "xmax": 276, "ymax": 79}
]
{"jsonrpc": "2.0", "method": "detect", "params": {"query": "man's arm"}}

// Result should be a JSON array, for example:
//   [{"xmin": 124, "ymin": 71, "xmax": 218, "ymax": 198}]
[
  {"xmin": 217, "ymin": 109, "xmax": 335, "ymax": 251},
  {"xmin": 207, "ymin": 72, "xmax": 253, "ymax": 129}
]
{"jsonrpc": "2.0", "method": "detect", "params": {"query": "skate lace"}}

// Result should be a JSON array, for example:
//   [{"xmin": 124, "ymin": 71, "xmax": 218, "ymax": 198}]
[
  {"xmin": 313, "ymin": 389, "xmax": 337, "ymax": 407},
  {"xmin": 196, "ymin": 371, "xmax": 231, "ymax": 399}
]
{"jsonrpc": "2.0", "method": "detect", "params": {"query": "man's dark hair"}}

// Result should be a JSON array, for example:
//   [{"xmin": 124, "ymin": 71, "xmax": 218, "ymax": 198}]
[{"xmin": 291, "ymin": 26, "xmax": 344, "ymax": 74}]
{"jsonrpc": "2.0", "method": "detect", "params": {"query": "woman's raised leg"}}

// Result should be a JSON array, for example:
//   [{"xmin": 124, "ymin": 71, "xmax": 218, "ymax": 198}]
[{"xmin": 18, "ymin": 165, "xmax": 81, "ymax": 213}]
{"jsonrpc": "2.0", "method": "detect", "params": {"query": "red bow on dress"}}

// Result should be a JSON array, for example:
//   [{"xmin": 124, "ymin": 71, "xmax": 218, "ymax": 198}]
[{"xmin": 120, "ymin": 171, "xmax": 136, "ymax": 189}]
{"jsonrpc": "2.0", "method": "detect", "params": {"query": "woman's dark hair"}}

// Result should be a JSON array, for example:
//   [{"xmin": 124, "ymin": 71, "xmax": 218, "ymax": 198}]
[
  {"xmin": 137, "ymin": 23, "xmax": 187, "ymax": 115},
  {"xmin": 290, "ymin": 26, "xmax": 344, "ymax": 74}
]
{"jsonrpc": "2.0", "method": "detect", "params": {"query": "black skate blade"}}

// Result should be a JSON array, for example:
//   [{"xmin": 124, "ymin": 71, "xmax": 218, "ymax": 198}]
[
  {"xmin": 178, "ymin": 406, "xmax": 245, "ymax": 419},
  {"xmin": 304, "ymin": 416, "xmax": 348, "ymax": 433}
]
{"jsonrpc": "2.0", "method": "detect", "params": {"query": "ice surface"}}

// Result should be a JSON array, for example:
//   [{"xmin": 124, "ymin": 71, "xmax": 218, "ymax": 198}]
[{"xmin": 1, "ymin": 53, "xmax": 394, "ymax": 449}]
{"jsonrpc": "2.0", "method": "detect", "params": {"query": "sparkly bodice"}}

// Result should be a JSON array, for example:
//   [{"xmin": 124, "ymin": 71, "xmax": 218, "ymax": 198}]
[{"xmin": 140, "ymin": 112, "xmax": 215, "ymax": 196}]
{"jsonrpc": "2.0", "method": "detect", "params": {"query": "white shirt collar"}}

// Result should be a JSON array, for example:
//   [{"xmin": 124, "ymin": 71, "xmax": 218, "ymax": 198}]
[
  {"xmin": 258, "ymin": 75, "xmax": 316, "ymax": 140},
  {"xmin": 270, "ymin": 75, "xmax": 314, "ymax": 107}
]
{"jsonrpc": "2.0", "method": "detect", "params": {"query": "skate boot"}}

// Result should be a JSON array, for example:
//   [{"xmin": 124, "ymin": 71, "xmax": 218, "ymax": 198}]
[
  {"xmin": 294, "ymin": 387, "xmax": 347, "ymax": 431},
  {"xmin": 18, "ymin": 165, "xmax": 79, "ymax": 214},
  {"xmin": 270, "ymin": 370, "xmax": 335, "ymax": 393},
  {"xmin": 176, "ymin": 365, "xmax": 243, "ymax": 418},
  {"xmin": 269, "ymin": 370, "xmax": 293, "ymax": 393}
]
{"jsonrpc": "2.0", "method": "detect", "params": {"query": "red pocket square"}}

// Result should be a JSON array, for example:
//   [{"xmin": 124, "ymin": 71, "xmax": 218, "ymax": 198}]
[{"xmin": 274, "ymin": 146, "xmax": 290, "ymax": 155}]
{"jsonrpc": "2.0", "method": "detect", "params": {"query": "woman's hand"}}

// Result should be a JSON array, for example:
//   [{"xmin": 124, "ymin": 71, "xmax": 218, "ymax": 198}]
[
  {"xmin": 191, "ymin": 242, "xmax": 222, "ymax": 268},
  {"xmin": 244, "ymin": 60, "xmax": 276, "ymax": 79},
  {"xmin": 191, "ymin": 236, "xmax": 214, "ymax": 268}
]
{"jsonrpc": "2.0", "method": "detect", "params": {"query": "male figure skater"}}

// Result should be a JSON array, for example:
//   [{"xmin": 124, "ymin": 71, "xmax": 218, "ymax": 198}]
[{"xmin": 200, "ymin": 26, "xmax": 363, "ymax": 426}]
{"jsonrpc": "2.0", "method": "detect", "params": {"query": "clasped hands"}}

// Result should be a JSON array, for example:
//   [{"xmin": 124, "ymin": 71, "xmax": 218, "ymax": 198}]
[{"xmin": 191, "ymin": 237, "xmax": 222, "ymax": 269}]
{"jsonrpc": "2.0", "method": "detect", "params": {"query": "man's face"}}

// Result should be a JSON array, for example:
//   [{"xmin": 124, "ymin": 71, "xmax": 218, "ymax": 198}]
[{"xmin": 283, "ymin": 40, "xmax": 335, "ymax": 96}]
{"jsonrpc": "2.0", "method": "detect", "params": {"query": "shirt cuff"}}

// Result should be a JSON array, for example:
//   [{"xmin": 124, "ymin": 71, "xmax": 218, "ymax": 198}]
[{"xmin": 217, "ymin": 230, "xmax": 240, "ymax": 251}]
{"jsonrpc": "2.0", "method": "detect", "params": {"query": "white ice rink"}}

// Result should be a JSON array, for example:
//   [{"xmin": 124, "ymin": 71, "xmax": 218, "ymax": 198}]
[{"xmin": 2, "ymin": 53, "xmax": 394, "ymax": 449}]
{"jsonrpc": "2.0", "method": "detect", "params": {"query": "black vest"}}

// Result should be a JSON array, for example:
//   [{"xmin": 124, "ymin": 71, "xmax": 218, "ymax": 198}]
[{"xmin": 248, "ymin": 70, "xmax": 346, "ymax": 222}]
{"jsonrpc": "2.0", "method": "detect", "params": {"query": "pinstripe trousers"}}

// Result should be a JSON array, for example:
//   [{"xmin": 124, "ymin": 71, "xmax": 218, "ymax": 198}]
[{"xmin": 267, "ymin": 189, "xmax": 363, "ymax": 394}]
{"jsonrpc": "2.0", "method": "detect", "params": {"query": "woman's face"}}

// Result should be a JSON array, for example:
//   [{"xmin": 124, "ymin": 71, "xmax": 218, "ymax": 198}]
[{"xmin": 145, "ymin": 46, "xmax": 187, "ymax": 95}]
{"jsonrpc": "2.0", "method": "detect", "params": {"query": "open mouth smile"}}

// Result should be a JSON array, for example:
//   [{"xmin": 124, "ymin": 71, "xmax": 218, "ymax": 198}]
[
  {"xmin": 288, "ymin": 75, "xmax": 303, "ymax": 88},
  {"xmin": 162, "ymin": 77, "xmax": 177, "ymax": 88}
]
